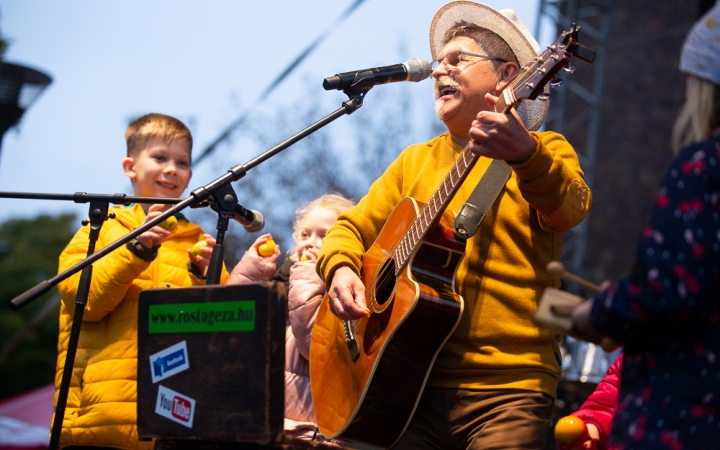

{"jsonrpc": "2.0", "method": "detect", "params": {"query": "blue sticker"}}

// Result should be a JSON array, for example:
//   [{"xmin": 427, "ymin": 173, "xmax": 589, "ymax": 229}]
[{"xmin": 150, "ymin": 341, "xmax": 190, "ymax": 383}]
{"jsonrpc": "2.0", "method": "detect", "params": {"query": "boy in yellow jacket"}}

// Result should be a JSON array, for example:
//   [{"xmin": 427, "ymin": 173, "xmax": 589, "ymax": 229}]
[{"xmin": 53, "ymin": 113, "xmax": 227, "ymax": 449}]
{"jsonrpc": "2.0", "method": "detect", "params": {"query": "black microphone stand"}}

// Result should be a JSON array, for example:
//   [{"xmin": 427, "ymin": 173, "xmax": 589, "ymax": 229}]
[
  {"xmin": 0, "ymin": 192, "xmax": 185, "ymax": 450},
  {"xmin": 203, "ymin": 184, "xmax": 238, "ymax": 285},
  {"xmin": 7, "ymin": 83, "xmax": 371, "ymax": 450}
]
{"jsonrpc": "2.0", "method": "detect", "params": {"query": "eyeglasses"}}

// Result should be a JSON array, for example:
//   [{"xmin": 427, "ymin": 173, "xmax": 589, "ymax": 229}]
[{"xmin": 431, "ymin": 51, "xmax": 508, "ymax": 70}]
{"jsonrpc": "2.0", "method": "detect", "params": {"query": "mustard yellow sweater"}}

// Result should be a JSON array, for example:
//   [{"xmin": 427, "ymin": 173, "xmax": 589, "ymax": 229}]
[{"xmin": 317, "ymin": 131, "xmax": 590, "ymax": 397}]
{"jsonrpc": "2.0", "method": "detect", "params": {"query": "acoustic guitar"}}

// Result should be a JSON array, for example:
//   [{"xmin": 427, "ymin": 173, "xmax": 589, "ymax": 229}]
[{"xmin": 310, "ymin": 25, "xmax": 591, "ymax": 448}]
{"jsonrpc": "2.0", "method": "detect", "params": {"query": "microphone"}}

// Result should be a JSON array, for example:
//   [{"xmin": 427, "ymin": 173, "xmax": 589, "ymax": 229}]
[
  {"xmin": 198, "ymin": 199, "xmax": 265, "ymax": 232},
  {"xmin": 230, "ymin": 205, "xmax": 265, "ymax": 233},
  {"xmin": 322, "ymin": 58, "xmax": 433, "ymax": 91}
]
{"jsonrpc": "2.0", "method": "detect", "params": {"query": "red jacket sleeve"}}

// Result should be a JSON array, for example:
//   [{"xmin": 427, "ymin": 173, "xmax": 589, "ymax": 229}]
[{"xmin": 569, "ymin": 354, "xmax": 623, "ymax": 449}]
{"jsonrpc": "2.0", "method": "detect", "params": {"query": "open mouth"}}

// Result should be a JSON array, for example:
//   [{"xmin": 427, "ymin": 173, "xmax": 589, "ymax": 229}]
[
  {"xmin": 439, "ymin": 86, "xmax": 458, "ymax": 97},
  {"xmin": 156, "ymin": 181, "xmax": 177, "ymax": 190},
  {"xmin": 435, "ymin": 77, "xmax": 461, "ymax": 100}
]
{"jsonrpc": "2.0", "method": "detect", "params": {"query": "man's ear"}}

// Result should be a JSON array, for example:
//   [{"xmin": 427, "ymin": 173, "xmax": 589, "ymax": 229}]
[
  {"xmin": 122, "ymin": 157, "xmax": 136, "ymax": 179},
  {"xmin": 495, "ymin": 62, "xmax": 520, "ymax": 92}
]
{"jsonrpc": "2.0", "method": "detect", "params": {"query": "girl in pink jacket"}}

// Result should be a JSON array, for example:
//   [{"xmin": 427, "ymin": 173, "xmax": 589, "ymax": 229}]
[{"xmin": 227, "ymin": 193, "xmax": 355, "ymax": 444}]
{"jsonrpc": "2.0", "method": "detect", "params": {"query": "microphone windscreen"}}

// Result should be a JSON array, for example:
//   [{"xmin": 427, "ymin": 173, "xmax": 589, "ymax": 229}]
[
  {"xmin": 404, "ymin": 58, "xmax": 433, "ymax": 82},
  {"xmin": 245, "ymin": 210, "xmax": 265, "ymax": 233}
]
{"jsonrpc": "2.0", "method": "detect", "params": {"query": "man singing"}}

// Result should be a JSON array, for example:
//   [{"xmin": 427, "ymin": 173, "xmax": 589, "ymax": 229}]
[{"xmin": 316, "ymin": 1, "xmax": 591, "ymax": 448}]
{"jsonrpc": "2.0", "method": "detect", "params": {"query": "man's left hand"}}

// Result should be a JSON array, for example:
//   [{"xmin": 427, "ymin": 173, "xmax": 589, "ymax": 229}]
[{"xmin": 468, "ymin": 93, "xmax": 537, "ymax": 163}]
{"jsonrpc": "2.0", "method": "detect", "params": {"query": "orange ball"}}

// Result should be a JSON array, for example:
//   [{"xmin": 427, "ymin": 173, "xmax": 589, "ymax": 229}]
[
  {"xmin": 159, "ymin": 216, "xmax": 178, "ymax": 232},
  {"xmin": 554, "ymin": 416, "xmax": 589, "ymax": 448},
  {"xmin": 191, "ymin": 240, "xmax": 208, "ymax": 257},
  {"xmin": 258, "ymin": 239, "xmax": 276, "ymax": 257}
]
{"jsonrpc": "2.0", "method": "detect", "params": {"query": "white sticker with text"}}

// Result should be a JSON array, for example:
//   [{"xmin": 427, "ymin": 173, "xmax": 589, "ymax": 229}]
[{"xmin": 155, "ymin": 385, "xmax": 195, "ymax": 428}]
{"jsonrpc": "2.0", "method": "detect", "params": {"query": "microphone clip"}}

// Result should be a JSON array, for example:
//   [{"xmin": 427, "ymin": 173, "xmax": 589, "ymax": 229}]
[
  {"xmin": 192, "ymin": 185, "xmax": 264, "ymax": 233},
  {"xmin": 201, "ymin": 185, "xmax": 238, "ymax": 224},
  {"xmin": 341, "ymin": 70, "xmax": 377, "ymax": 98}
]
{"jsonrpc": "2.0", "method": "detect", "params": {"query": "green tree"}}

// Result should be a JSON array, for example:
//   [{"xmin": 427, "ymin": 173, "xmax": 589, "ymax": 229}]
[{"xmin": 0, "ymin": 213, "xmax": 76, "ymax": 399}]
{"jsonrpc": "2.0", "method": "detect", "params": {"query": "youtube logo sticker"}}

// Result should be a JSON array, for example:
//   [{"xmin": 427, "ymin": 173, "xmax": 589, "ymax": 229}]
[{"xmin": 155, "ymin": 385, "xmax": 196, "ymax": 428}]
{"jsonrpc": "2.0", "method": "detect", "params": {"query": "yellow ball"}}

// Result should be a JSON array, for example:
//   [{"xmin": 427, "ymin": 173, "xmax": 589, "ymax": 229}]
[
  {"xmin": 258, "ymin": 239, "xmax": 276, "ymax": 257},
  {"xmin": 554, "ymin": 416, "xmax": 589, "ymax": 448},
  {"xmin": 159, "ymin": 216, "xmax": 178, "ymax": 232},
  {"xmin": 191, "ymin": 240, "xmax": 208, "ymax": 257}
]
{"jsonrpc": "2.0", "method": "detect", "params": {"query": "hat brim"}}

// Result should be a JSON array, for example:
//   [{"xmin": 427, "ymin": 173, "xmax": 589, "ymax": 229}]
[{"xmin": 429, "ymin": 1, "xmax": 548, "ymax": 131}]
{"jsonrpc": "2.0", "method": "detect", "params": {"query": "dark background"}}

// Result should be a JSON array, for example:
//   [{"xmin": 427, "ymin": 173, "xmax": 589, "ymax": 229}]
[{"xmin": 553, "ymin": 0, "xmax": 712, "ymax": 283}]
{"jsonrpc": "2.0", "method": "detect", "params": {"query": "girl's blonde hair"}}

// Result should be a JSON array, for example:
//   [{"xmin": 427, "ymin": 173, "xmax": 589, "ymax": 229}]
[
  {"xmin": 291, "ymin": 193, "xmax": 356, "ymax": 244},
  {"xmin": 671, "ymin": 75, "xmax": 720, "ymax": 154}
]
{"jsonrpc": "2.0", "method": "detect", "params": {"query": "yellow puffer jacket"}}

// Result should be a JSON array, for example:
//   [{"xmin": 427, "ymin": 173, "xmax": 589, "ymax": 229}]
[{"xmin": 53, "ymin": 204, "xmax": 228, "ymax": 449}]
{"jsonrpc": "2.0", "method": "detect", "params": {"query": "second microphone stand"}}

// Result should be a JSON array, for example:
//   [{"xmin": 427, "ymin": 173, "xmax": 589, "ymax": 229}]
[{"xmin": 9, "ymin": 83, "xmax": 372, "ymax": 450}]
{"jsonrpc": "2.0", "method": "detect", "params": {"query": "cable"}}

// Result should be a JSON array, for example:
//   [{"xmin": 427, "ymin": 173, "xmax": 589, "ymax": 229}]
[{"xmin": 194, "ymin": 0, "xmax": 368, "ymax": 165}]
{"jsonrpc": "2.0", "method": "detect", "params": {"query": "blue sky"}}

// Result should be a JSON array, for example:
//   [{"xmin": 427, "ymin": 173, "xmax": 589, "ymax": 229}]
[{"xmin": 0, "ymin": 0, "xmax": 541, "ymax": 223}]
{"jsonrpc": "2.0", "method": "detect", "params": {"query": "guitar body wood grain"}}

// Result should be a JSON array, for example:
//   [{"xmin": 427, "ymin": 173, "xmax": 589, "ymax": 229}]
[{"xmin": 310, "ymin": 197, "xmax": 465, "ymax": 448}]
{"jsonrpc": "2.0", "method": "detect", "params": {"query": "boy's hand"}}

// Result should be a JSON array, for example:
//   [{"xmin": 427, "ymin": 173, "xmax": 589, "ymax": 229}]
[
  {"xmin": 187, "ymin": 233, "xmax": 216, "ymax": 276},
  {"xmin": 137, "ymin": 204, "xmax": 171, "ymax": 249}
]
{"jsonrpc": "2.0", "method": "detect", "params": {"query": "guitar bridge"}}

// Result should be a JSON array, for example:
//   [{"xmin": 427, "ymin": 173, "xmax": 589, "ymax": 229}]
[{"xmin": 343, "ymin": 321, "xmax": 360, "ymax": 362}]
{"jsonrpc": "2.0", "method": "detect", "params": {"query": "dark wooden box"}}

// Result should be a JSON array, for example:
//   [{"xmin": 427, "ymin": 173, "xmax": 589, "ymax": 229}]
[{"xmin": 137, "ymin": 282, "xmax": 286, "ymax": 446}]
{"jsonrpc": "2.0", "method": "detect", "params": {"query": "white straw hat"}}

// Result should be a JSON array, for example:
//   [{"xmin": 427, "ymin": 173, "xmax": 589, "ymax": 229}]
[{"xmin": 429, "ymin": 1, "xmax": 548, "ymax": 131}]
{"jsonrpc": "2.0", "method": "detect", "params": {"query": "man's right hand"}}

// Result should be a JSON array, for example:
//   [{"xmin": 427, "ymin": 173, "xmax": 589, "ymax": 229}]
[{"xmin": 328, "ymin": 266, "xmax": 370, "ymax": 321}]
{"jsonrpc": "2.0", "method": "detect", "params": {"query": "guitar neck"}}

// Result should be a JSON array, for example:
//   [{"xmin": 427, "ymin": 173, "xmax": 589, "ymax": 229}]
[
  {"xmin": 391, "ymin": 88, "xmax": 517, "ymax": 275},
  {"xmin": 391, "ymin": 144, "xmax": 475, "ymax": 275}
]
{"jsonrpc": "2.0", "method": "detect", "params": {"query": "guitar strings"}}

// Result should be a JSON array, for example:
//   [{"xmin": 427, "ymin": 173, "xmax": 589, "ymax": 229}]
[{"xmin": 363, "ymin": 78, "xmax": 517, "ymax": 313}]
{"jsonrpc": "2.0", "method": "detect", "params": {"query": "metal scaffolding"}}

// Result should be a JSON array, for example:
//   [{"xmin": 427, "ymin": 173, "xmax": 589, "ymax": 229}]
[{"xmin": 535, "ymin": 0, "xmax": 613, "ymax": 290}]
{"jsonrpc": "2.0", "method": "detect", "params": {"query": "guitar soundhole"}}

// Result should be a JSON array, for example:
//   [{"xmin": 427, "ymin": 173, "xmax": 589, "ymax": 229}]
[
  {"xmin": 363, "ymin": 258, "xmax": 396, "ymax": 356},
  {"xmin": 375, "ymin": 258, "xmax": 396, "ymax": 306},
  {"xmin": 364, "ymin": 298, "xmax": 393, "ymax": 356}
]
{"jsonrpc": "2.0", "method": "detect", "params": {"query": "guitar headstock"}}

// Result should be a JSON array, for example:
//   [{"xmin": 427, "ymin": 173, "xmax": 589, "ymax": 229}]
[{"xmin": 508, "ymin": 24, "xmax": 595, "ymax": 105}]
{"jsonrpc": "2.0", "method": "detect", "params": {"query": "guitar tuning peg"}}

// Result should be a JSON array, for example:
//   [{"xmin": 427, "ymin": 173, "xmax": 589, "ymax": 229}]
[
  {"xmin": 549, "ymin": 77, "xmax": 563, "ymax": 88},
  {"xmin": 563, "ymin": 65, "xmax": 576, "ymax": 74},
  {"xmin": 537, "ymin": 92, "xmax": 550, "ymax": 101}
]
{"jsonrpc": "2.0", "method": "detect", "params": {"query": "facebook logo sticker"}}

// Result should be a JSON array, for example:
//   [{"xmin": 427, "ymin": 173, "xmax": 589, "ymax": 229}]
[{"xmin": 150, "ymin": 341, "xmax": 190, "ymax": 383}]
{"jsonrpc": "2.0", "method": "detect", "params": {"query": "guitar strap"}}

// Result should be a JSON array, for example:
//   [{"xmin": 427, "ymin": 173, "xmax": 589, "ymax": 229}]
[{"xmin": 453, "ymin": 159, "xmax": 512, "ymax": 240}]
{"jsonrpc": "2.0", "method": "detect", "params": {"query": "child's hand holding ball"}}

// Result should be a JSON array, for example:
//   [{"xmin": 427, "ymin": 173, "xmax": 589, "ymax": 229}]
[{"xmin": 258, "ymin": 238, "xmax": 276, "ymax": 257}]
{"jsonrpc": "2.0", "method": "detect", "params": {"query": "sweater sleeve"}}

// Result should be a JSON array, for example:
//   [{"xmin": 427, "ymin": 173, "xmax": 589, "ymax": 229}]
[
  {"xmin": 510, "ymin": 131, "xmax": 591, "ymax": 232},
  {"xmin": 58, "ymin": 222, "xmax": 150, "ymax": 322},
  {"xmin": 317, "ymin": 149, "xmax": 406, "ymax": 284},
  {"xmin": 570, "ymin": 354, "xmax": 623, "ymax": 449},
  {"xmin": 227, "ymin": 251, "xmax": 275, "ymax": 285},
  {"xmin": 591, "ymin": 139, "xmax": 720, "ymax": 345},
  {"xmin": 288, "ymin": 261, "xmax": 326, "ymax": 359}
]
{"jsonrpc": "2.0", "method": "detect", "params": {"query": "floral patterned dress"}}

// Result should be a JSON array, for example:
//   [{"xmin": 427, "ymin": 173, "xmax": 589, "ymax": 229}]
[{"xmin": 591, "ymin": 133, "xmax": 720, "ymax": 449}]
